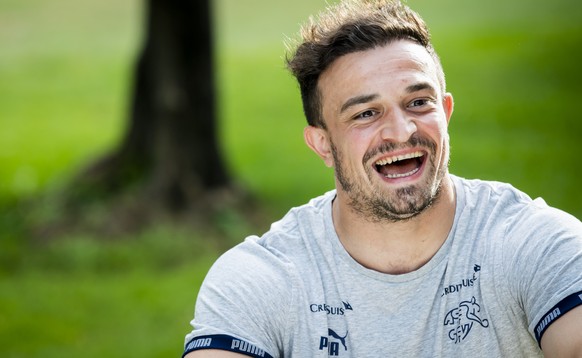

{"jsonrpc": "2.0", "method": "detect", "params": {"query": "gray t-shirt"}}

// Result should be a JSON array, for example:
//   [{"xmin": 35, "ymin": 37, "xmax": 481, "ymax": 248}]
[{"xmin": 184, "ymin": 176, "xmax": 582, "ymax": 357}]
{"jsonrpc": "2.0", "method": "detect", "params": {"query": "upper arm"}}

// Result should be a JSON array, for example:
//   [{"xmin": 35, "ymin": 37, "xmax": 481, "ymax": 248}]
[
  {"xmin": 502, "ymin": 206, "xmax": 582, "ymax": 353},
  {"xmin": 184, "ymin": 350, "xmax": 249, "ymax": 358},
  {"xmin": 540, "ymin": 305, "xmax": 582, "ymax": 357},
  {"xmin": 183, "ymin": 240, "xmax": 293, "ymax": 357}
]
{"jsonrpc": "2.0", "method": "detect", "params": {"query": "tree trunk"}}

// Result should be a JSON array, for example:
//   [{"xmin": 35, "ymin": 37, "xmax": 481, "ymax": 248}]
[
  {"xmin": 137, "ymin": 0, "xmax": 229, "ymax": 210},
  {"xmin": 71, "ymin": 0, "xmax": 233, "ymax": 221}
]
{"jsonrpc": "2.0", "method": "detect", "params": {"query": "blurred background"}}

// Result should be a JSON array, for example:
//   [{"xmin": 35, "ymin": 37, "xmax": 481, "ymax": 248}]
[{"xmin": 1, "ymin": 0, "xmax": 581, "ymax": 356}]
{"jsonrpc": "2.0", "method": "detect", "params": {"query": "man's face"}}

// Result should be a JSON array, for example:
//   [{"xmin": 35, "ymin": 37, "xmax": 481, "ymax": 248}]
[{"xmin": 305, "ymin": 40, "xmax": 454, "ymax": 222}]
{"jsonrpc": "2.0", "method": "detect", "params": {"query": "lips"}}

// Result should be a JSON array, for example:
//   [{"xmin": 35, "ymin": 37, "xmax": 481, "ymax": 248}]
[{"xmin": 374, "ymin": 151, "xmax": 425, "ymax": 179}]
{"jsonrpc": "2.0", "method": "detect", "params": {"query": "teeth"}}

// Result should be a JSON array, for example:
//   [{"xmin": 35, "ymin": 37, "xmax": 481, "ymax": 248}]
[
  {"xmin": 375, "ymin": 151, "xmax": 423, "ymax": 166},
  {"xmin": 384, "ymin": 167, "xmax": 420, "ymax": 179}
]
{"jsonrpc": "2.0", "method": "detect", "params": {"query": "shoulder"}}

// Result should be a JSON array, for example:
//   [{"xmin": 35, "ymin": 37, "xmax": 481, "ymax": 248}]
[
  {"xmin": 252, "ymin": 189, "xmax": 336, "ymax": 259},
  {"xmin": 454, "ymin": 175, "xmax": 581, "ymax": 235},
  {"xmin": 453, "ymin": 175, "xmax": 582, "ymax": 277},
  {"xmin": 454, "ymin": 177, "xmax": 582, "ymax": 348},
  {"xmin": 187, "ymin": 191, "xmax": 336, "ymax": 353},
  {"xmin": 201, "ymin": 190, "xmax": 336, "ymax": 297},
  {"xmin": 454, "ymin": 176, "xmax": 532, "ymax": 211},
  {"xmin": 266, "ymin": 190, "xmax": 336, "ymax": 234},
  {"xmin": 200, "ymin": 235, "xmax": 295, "ymax": 304}
]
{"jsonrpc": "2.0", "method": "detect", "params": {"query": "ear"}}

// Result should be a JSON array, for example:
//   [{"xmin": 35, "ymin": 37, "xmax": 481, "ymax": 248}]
[
  {"xmin": 304, "ymin": 126, "xmax": 334, "ymax": 168},
  {"xmin": 442, "ymin": 92, "xmax": 454, "ymax": 125}
]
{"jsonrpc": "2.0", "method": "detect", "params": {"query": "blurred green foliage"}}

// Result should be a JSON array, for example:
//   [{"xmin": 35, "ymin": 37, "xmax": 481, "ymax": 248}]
[
  {"xmin": 0, "ymin": 0, "xmax": 581, "ymax": 356},
  {"xmin": 0, "ymin": 229, "xmax": 221, "ymax": 357}
]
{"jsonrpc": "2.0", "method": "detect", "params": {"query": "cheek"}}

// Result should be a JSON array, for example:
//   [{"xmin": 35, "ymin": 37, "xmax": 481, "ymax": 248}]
[
  {"xmin": 331, "ymin": 138, "xmax": 367, "ymax": 172},
  {"xmin": 344, "ymin": 130, "xmax": 375, "ymax": 163},
  {"xmin": 416, "ymin": 116, "xmax": 448, "ymax": 140}
]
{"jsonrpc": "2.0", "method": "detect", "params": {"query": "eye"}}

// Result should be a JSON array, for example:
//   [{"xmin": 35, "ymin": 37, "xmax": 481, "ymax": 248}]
[
  {"xmin": 354, "ymin": 109, "xmax": 378, "ymax": 120},
  {"xmin": 407, "ymin": 97, "xmax": 437, "ymax": 112},
  {"xmin": 409, "ymin": 98, "xmax": 429, "ymax": 108}
]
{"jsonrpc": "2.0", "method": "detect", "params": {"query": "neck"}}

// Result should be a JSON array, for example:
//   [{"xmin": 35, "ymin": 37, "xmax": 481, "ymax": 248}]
[{"xmin": 332, "ymin": 175, "xmax": 456, "ymax": 275}]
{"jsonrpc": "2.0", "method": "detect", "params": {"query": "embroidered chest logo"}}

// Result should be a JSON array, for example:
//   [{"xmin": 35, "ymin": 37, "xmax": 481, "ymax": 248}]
[
  {"xmin": 319, "ymin": 329, "xmax": 348, "ymax": 356},
  {"xmin": 441, "ymin": 264, "xmax": 481, "ymax": 297},
  {"xmin": 444, "ymin": 296, "xmax": 490, "ymax": 343}
]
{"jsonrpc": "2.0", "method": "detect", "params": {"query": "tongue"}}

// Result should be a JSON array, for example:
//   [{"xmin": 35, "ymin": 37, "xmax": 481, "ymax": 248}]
[{"xmin": 379, "ymin": 158, "xmax": 420, "ymax": 177}]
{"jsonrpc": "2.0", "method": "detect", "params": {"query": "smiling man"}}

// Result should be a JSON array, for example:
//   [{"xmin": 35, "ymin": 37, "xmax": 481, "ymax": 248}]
[{"xmin": 182, "ymin": 1, "xmax": 582, "ymax": 357}]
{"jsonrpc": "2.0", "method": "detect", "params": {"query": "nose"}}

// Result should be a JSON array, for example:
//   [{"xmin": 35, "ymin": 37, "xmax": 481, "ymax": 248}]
[{"xmin": 379, "ymin": 108, "xmax": 417, "ymax": 143}]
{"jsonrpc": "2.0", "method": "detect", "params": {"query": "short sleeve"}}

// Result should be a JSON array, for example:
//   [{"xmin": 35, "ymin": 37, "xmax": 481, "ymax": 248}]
[
  {"xmin": 183, "ymin": 237, "xmax": 296, "ymax": 358},
  {"xmin": 503, "ymin": 202, "xmax": 582, "ymax": 345}
]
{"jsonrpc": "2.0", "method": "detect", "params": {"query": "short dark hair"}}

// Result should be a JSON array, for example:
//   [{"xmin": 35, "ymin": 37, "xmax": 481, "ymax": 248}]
[{"xmin": 286, "ymin": 0, "xmax": 446, "ymax": 128}]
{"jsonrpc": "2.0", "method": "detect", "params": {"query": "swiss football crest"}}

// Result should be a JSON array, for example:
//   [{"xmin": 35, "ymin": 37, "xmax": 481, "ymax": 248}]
[{"xmin": 444, "ymin": 296, "xmax": 490, "ymax": 343}]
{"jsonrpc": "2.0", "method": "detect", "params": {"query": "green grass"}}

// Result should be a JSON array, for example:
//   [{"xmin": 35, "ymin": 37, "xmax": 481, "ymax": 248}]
[
  {"xmin": 1, "ymin": 0, "xmax": 582, "ymax": 356},
  {"xmin": 0, "ymin": 224, "xmax": 226, "ymax": 358},
  {"xmin": 0, "ymin": 267, "xmax": 201, "ymax": 357},
  {"xmin": 0, "ymin": 254, "xmax": 218, "ymax": 358}
]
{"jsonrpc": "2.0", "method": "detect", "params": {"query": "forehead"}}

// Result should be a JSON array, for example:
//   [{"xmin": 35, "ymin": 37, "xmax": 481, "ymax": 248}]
[{"xmin": 318, "ymin": 40, "xmax": 439, "ymax": 108}]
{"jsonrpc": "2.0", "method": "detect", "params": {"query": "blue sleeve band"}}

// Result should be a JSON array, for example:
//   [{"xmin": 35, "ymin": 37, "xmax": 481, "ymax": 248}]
[
  {"xmin": 534, "ymin": 290, "xmax": 582, "ymax": 346},
  {"xmin": 182, "ymin": 334, "xmax": 275, "ymax": 358}
]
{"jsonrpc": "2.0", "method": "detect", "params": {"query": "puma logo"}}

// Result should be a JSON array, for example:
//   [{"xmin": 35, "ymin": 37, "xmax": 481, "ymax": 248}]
[
  {"xmin": 328, "ymin": 329, "xmax": 348, "ymax": 351},
  {"xmin": 319, "ymin": 328, "xmax": 348, "ymax": 356}
]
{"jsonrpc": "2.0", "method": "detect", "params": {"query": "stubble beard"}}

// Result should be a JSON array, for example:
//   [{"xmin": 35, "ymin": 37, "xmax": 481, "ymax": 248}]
[{"xmin": 331, "ymin": 135, "xmax": 449, "ymax": 223}]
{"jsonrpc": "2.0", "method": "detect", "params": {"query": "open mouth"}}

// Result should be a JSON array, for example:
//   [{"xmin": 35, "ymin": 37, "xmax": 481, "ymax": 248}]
[{"xmin": 374, "ymin": 151, "xmax": 425, "ymax": 179}]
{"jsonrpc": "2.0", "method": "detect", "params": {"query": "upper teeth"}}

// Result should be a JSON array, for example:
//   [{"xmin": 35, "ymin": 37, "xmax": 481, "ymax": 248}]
[{"xmin": 375, "ymin": 151, "xmax": 423, "ymax": 166}]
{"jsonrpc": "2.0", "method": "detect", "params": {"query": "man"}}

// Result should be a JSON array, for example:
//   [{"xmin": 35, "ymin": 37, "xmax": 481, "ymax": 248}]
[{"xmin": 183, "ymin": 0, "xmax": 582, "ymax": 356}]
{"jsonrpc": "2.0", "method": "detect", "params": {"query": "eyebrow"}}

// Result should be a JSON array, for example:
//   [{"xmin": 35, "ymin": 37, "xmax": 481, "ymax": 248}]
[
  {"xmin": 406, "ymin": 82, "xmax": 437, "ymax": 94},
  {"xmin": 338, "ymin": 82, "xmax": 438, "ymax": 114},
  {"xmin": 340, "ymin": 94, "xmax": 379, "ymax": 114}
]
